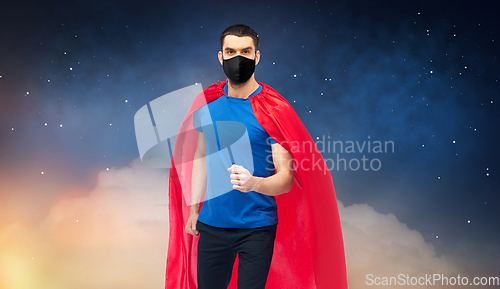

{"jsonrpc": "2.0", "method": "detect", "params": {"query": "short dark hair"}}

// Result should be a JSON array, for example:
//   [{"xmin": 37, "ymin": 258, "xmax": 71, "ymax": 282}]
[{"xmin": 220, "ymin": 24, "xmax": 259, "ymax": 51}]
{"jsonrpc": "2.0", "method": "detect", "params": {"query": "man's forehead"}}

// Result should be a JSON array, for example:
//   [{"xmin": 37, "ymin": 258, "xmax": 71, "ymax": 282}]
[{"xmin": 223, "ymin": 35, "xmax": 255, "ymax": 49}]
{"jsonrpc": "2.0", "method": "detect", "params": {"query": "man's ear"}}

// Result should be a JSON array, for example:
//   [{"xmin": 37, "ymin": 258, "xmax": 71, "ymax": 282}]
[
  {"xmin": 218, "ymin": 51, "xmax": 223, "ymax": 65},
  {"xmin": 255, "ymin": 50, "xmax": 260, "ymax": 65}
]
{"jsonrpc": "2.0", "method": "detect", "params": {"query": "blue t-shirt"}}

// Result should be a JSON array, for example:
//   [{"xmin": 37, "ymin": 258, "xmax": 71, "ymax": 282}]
[{"xmin": 192, "ymin": 83, "xmax": 278, "ymax": 228}]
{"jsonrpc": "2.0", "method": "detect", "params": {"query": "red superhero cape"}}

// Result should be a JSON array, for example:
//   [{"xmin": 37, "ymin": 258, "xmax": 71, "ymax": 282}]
[{"xmin": 165, "ymin": 80, "xmax": 347, "ymax": 289}]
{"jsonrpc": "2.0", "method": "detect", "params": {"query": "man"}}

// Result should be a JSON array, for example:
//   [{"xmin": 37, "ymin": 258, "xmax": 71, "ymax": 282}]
[
  {"xmin": 165, "ymin": 24, "xmax": 347, "ymax": 289},
  {"xmin": 186, "ymin": 24, "xmax": 293, "ymax": 289}
]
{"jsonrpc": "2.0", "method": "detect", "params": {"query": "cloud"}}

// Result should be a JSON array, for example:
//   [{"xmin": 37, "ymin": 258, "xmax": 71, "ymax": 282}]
[
  {"xmin": 339, "ymin": 201, "xmax": 462, "ymax": 288},
  {"xmin": 1, "ymin": 158, "xmax": 170, "ymax": 289},
  {"xmin": 0, "ymin": 160, "xmax": 487, "ymax": 288},
  {"xmin": 39, "ymin": 158, "xmax": 169, "ymax": 248}
]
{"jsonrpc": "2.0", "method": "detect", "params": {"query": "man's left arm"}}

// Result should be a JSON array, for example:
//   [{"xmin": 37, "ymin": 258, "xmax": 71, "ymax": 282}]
[{"xmin": 228, "ymin": 143, "xmax": 294, "ymax": 196}]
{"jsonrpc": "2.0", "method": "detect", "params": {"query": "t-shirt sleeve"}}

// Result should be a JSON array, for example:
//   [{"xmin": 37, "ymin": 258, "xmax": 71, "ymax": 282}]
[
  {"xmin": 193, "ymin": 109, "xmax": 202, "ymax": 132},
  {"xmin": 269, "ymin": 136, "xmax": 277, "ymax": 144}
]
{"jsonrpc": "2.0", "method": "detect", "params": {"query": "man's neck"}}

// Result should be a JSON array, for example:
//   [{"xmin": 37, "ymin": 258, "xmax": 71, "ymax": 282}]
[{"xmin": 226, "ymin": 76, "xmax": 260, "ymax": 99}]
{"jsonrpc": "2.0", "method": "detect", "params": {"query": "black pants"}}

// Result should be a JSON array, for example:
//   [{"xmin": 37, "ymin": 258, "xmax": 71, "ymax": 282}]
[{"xmin": 196, "ymin": 221, "xmax": 277, "ymax": 289}]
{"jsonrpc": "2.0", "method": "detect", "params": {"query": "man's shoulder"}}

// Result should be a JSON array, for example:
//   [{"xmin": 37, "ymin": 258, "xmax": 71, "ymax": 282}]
[
  {"xmin": 203, "ymin": 81, "xmax": 225, "ymax": 96},
  {"xmin": 257, "ymin": 81, "xmax": 294, "ymax": 108},
  {"xmin": 193, "ymin": 81, "xmax": 225, "ymax": 107}
]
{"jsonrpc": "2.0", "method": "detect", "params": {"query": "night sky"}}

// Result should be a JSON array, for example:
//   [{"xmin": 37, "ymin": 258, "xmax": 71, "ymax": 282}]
[{"xmin": 1, "ymin": 0, "xmax": 499, "ymax": 288}]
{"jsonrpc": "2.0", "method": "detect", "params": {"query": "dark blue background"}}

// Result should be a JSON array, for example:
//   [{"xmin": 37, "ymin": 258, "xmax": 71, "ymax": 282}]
[{"xmin": 1, "ymin": 0, "xmax": 498, "ymax": 276}]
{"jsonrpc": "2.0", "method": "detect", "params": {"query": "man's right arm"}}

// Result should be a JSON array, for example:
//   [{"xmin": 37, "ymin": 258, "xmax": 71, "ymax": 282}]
[
  {"xmin": 191, "ymin": 131, "xmax": 207, "ymax": 212},
  {"xmin": 185, "ymin": 131, "xmax": 207, "ymax": 236}
]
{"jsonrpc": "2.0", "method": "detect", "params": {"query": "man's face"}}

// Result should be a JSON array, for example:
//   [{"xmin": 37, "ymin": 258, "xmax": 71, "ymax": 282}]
[{"xmin": 218, "ymin": 35, "xmax": 260, "ymax": 65}]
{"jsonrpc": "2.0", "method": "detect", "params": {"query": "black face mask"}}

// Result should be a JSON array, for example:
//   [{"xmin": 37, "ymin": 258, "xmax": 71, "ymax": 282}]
[{"xmin": 222, "ymin": 55, "xmax": 256, "ymax": 84}]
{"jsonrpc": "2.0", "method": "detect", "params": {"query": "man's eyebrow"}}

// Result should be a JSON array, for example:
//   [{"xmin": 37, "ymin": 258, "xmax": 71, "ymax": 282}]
[{"xmin": 224, "ymin": 46, "xmax": 253, "ymax": 51}]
